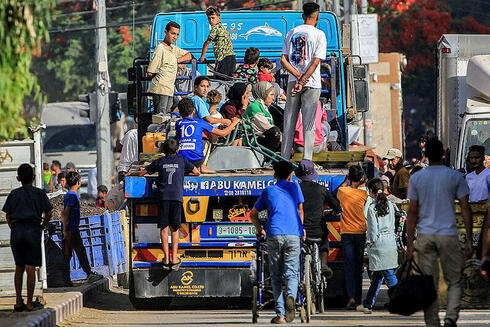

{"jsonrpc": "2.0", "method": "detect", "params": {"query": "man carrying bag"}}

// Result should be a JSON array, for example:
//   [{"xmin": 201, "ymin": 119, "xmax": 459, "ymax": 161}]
[{"xmin": 405, "ymin": 138, "xmax": 473, "ymax": 327}]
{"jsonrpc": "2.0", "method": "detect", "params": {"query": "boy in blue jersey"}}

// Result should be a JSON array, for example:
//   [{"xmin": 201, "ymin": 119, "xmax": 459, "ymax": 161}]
[
  {"xmin": 250, "ymin": 161, "xmax": 305, "ymax": 324},
  {"xmin": 62, "ymin": 172, "xmax": 102, "ymax": 283},
  {"xmin": 176, "ymin": 97, "xmax": 240, "ymax": 173},
  {"xmin": 137, "ymin": 139, "xmax": 200, "ymax": 270}
]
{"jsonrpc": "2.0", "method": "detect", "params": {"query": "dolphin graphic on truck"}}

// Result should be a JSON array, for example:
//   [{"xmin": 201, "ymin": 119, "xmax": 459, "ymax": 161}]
[{"xmin": 239, "ymin": 22, "xmax": 282, "ymax": 40}]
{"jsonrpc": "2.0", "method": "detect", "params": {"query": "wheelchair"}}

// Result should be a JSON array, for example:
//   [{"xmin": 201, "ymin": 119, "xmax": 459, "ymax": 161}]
[
  {"xmin": 303, "ymin": 236, "xmax": 327, "ymax": 316},
  {"xmin": 251, "ymin": 234, "xmax": 313, "ymax": 323}
]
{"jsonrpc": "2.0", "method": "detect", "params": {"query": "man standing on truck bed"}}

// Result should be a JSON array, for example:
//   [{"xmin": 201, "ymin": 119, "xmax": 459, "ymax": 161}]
[
  {"xmin": 147, "ymin": 21, "xmax": 193, "ymax": 114},
  {"xmin": 280, "ymin": 2, "xmax": 327, "ymax": 161}
]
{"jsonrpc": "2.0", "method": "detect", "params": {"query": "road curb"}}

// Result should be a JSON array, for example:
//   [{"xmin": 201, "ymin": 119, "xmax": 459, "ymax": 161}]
[{"xmin": 16, "ymin": 277, "xmax": 110, "ymax": 327}]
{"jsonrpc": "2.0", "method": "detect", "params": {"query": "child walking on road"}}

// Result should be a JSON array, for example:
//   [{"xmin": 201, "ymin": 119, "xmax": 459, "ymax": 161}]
[
  {"xmin": 357, "ymin": 178, "xmax": 398, "ymax": 314},
  {"xmin": 136, "ymin": 139, "xmax": 200, "ymax": 270},
  {"xmin": 2, "ymin": 164, "xmax": 53, "ymax": 312},
  {"xmin": 62, "ymin": 172, "xmax": 103, "ymax": 283}
]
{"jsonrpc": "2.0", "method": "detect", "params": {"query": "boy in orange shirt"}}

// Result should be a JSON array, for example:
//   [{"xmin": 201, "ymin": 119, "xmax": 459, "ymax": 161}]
[{"xmin": 336, "ymin": 165, "xmax": 368, "ymax": 309}]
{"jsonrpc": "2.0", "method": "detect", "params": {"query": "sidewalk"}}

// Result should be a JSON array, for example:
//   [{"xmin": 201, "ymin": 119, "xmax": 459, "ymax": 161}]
[{"xmin": 0, "ymin": 277, "xmax": 110, "ymax": 327}]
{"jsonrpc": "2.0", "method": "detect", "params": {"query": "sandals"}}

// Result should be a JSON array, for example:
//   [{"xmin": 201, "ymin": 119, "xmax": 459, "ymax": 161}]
[
  {"xmin": 25, "ymin": 300, "xmax": 44, "ymax": 312},
  {"xmin": 171, "ymin": 259, "xmax": 182, "ymax": 271},
  {"xmin": 13, "ymin": 302, "xmax": 26, "ymax": 312},
  {"xmin": 162, "ymin": 261, "xmax": 171, "ymax": 270}
]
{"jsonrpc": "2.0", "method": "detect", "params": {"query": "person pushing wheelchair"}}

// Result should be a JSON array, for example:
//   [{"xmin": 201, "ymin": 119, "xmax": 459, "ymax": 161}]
[
  {"xmin": 295, "ymin": 159, "xmax": 342, "ymax": 278},
  {"xmin": 250, "ymin": 161, "xmax": 305, "ymax": 324}
]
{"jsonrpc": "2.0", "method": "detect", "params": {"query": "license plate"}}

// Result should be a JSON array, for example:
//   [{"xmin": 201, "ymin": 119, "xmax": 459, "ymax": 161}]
[{"xmin": 216, "ymin": 224, "xmax": 256, "ymax": 237}]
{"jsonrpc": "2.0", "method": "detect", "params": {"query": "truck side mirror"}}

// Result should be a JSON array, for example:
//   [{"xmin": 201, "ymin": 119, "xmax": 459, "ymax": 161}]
[{"xmin": 353, "ymin": 65, "xmax": 369, "ymax": 113}]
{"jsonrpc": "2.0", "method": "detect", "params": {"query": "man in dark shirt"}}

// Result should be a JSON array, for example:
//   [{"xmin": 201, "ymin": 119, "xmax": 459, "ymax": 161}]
[
  {"xmin": 136, "ymin": 138, "xmax": 199, "ymax": 270},
  {"xmin": 295, "ymin": 160, "xmax": 342, "ymax": 277},
  {"xmin": 2, "ymin": 164, "xmax": 52, "ymax": 311}
]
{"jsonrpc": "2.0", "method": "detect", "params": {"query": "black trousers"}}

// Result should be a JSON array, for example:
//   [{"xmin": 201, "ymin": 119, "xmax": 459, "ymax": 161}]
[{"xmin": 63, "ymin": 230, "xmax": 91, "ymax": 276}]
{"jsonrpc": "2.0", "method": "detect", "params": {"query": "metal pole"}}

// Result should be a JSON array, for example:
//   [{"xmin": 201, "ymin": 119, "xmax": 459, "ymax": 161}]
[
  {"xmin": 343, "ymin": 0, "xmax": 350, "ymax": 24},
  {"xmin": 360, "ymin": 0, "xmax": 367, "ymax": 14},
  {"xmin": 95, "ymin": 0, "xmax": 113, "ymax": 188},
  {"xmin": 333, "ymin": 0, "xmax": 340, "ymax": 16},
  {"xmin": 359, "ymin": 0, "xmax": 372, "ymax": 146}
]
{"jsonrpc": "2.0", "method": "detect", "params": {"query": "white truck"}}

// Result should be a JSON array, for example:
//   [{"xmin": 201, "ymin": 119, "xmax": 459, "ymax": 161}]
[{"xmin": 436, "ymin": 34, "xmax": 490, "ymax": 169}]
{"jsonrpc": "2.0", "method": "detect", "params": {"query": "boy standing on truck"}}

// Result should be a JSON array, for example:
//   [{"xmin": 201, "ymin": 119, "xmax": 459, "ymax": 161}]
[
  {"xmin": 147, "ymin": 21, "xmax": 193, "ymax": 114},
  {"xmin": 199, "ymin": 6, "xmax": 236, "ymax": 77},
  {"xmin": 135, "ymin": 139, "xmax": 200, "ymax": 270},
  {"xmin": 280, "ymin": 2, "xmax": 327, "ymax": 161},
  {"xmin": 62, "ymin": 172, "xmax": 103, "ymax": 283},
  {"xmin": 3, "ymin": 164, "xmax": 53, "ymax": 312},
  {"xmin": 250, "ymin": 161, "xmax": 305, "ymax": 323},
  {"xmin": 176, "ymin": 98, "xmax": 240, "ymax": 173}
]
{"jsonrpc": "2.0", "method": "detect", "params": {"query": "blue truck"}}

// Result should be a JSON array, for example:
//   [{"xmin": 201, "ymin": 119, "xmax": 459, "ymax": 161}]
[{"xmin": 125, "ymin": 10, "xmax": 370, "ymax": 309}]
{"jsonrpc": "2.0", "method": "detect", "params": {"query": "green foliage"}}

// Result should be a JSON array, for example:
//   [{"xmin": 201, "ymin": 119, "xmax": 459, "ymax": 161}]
[
  {"xmin": 0, "ymin": 0, "xmax": 55, "ymax": 140},
  {"xmin": 32, "ymin": 0, "xmax": 201, "ymax": 104}
]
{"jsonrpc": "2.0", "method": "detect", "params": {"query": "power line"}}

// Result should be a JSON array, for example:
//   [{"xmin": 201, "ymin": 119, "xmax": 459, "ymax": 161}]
[
  {"xmin": 49, "ymin": 0, "xmax": 296, "ymax": 34},
  {"xmin": 49, "ymin": 19, "xmax": 153, "ymax": 33}
]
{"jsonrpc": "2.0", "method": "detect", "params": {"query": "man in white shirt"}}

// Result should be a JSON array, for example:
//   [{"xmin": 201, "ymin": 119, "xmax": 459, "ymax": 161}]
[
  {"xmin": 465, "ymin": 145, "xmax": 490, "ymax": 202},
  {"xmin": 117, "ymin": 129, "xmax": 138, "ymax": 181},
  {"xmin": 280, "ymin": 2, "xmax": 327, "ymax": 161}
]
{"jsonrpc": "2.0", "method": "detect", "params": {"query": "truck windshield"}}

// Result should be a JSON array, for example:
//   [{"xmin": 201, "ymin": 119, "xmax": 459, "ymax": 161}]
[
  {"xmin": 42, "ymin": 125, "xmax": 97, "ymax": 153},
  {"xmin": 461, "ymin": 119, "xmax": 490, "ymax": 166}
]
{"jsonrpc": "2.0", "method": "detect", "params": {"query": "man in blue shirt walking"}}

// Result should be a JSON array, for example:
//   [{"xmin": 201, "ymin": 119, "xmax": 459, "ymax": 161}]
[{"xmin": 250, "ymin": 161, "xmax": 305, "ymax": 324}]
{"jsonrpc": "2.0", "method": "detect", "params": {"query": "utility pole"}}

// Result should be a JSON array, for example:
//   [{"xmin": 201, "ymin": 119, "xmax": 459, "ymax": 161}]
[
  {"xmin": 360, "ymin": 0, "xmax": 372, "ymax": 147},
  {"xmin": 95, "ymin": 0, "xmax": 113, "ymax": 188},
  {"xmin": 333, "ymin": 0, "xmax": 340, "ymax": 16}
]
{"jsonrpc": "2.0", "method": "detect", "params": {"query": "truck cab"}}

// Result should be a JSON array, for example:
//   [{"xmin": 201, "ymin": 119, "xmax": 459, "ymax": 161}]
[{"xmin": 436, "ymin": 35, "xmax": 490, "ymax": 169}]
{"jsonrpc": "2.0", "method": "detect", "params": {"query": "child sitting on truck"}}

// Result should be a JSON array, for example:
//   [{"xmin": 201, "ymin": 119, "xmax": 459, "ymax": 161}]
[
  {"xmin": 206, "ymin": 90, "xmax": 224, "ymax": 128},
  {"xmin": 176, "ymin": 98, "xmax": 241, "ymax": 174},
  {"xmin": 199, "ymin": 6, "xmax": 236, "ymax": 77},
  {"xmin": 233, "ymin": 47, "xmax": 260, "ymax": 84},
  {"xmin": 136, "ymin": 139, "xmax": 200, "ymax": 270}
]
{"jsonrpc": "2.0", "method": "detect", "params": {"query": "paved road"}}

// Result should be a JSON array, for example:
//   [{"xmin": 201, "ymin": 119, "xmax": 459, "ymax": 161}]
[{"xmin": 59, "ymin": 286, "xmax": 490, "ymax": 327}]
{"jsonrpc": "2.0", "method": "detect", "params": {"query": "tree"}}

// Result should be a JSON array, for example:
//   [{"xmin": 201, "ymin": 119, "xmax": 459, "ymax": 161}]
[{"xmin": 0, "ymin": 0, "xmax": 55, "ymax": 140}]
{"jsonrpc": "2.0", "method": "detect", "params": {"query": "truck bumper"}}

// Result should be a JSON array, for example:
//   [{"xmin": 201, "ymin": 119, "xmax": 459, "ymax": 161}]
[{"xmin": 132, "ymin": 267, "xmax": 253, "ymax": 298}]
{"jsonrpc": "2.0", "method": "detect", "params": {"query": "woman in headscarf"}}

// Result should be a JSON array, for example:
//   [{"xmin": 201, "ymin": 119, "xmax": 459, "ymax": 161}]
[
  {"xmin": 243, "ymin": 81, "xmax": 281, "ymax": 152},
  {"xmin": 221, "ymin": 83, "xmax": 249, "ymax": 120}
]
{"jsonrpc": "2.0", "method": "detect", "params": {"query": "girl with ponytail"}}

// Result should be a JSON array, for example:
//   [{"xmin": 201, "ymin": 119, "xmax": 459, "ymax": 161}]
[{"xmin": 356, "ymin": 178, "xmax": 398, "ymax": 314}]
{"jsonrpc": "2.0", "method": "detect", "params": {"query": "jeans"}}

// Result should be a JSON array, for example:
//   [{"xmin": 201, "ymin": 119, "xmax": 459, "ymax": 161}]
[
  {"xmin": 267, "ymin": 235, "xmax": 301, "ymax": 318},
  {"xmin": 416, "ymin": 234, "xmax": 463, "ymax": 327},
  {"xmin": 281, "ymin": 82, "xmax": 321, "ymax": 161},
  {"xmin": 363, "ymin": 269, "xmax": 398, "ymax": 309},
  {"xmin": 342, "ymin": 233, "xmax": 366, "ymax": 304}
]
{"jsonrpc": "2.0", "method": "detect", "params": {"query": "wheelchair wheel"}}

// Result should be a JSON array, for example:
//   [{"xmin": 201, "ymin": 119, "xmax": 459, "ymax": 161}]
[
  {"xmin": 304, "ymin": 254, "xmax": 312, "ymax": 322},
  {"xmin": 318, "ymin": 276, "xmax": 325, "ymax": 313},
  {"xmin": 252, "ymin": 285, "xmax": 258, "ymax": 324}
]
